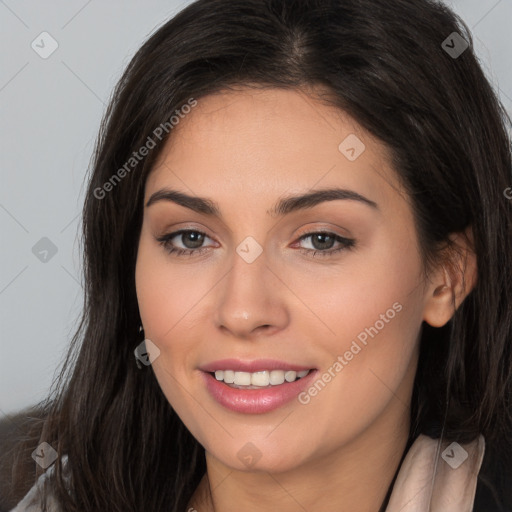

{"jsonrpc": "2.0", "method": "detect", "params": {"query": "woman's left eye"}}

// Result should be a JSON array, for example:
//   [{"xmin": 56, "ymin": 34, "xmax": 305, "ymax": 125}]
[
  {"xmin": 294, "ymin": 231, "xmax": 356, "ymax": 257},
  {"xmin": 156, "ymin": 230, "xmax": 356, "ymax": 258}
]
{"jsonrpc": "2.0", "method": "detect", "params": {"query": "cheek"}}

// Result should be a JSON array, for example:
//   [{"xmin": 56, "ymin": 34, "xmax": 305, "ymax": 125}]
[
  {"xmin": 135, "ymin": 240, "xmax": 170, "ymax": 339},
  {"xmin": 135, "ymin": 232, "xmax": 211, "ymax": 407},
  {"xmin": 135, "ymin": 241, "xmax": 202, "ymax": 431},
  {"xmin": 135, "ymin": 230, "xmax": 204, "ymax": 340},
  {"xmin": 304, "ymin": 225, "xmax": 423, "ymax": 349},
  {"xmin": 294, "ymin": 231, "xmax": 424, "ymax": 416},
  {"xmin": 291, "ymin": 299, "xmax": 422, "ymax": 455}
]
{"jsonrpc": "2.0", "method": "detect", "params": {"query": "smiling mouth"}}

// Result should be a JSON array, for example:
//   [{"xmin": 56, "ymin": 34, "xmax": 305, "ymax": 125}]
[
  {"xmin": 208, "ymin": 369, "xmax": 314, "ymax": 389},
  {"xmin": 202, "ymin": 367, "xmax": 319, "ymax": 414}
]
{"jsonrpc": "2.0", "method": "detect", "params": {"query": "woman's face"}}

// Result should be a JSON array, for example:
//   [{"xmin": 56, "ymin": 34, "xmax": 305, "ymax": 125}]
[{"xmin": 135, "ymin": 87, "xmax": 432, "ymax": 473}]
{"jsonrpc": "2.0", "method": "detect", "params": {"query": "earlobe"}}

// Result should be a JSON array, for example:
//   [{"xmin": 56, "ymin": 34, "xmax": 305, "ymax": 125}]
[{"xmin": 422, "ymin": 227, "xmax": 478, "ymax": 328}]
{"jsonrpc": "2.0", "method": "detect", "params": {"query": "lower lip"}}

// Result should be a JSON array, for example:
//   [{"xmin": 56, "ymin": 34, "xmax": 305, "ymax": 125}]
[{"xmin": 201, "ymin": 370, "xmax": 318, "ymax": 414}]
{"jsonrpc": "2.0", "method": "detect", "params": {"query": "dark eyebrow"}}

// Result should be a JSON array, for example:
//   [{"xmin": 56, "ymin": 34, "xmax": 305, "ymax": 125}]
[{"xmin": 145, "ymin": 187, "xmax": 379, "ymax": 217}]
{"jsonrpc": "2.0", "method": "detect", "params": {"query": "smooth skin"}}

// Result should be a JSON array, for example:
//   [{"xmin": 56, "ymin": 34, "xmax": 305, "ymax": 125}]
[{"xmin": 135, "ymin": 87, "xmax": 477, "ymax": 512}]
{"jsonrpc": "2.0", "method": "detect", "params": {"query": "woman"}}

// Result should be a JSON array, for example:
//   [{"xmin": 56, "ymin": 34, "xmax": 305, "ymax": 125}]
[{"xmin": 5, "ymin": 0, "xmax": 512, "ymax": 511}]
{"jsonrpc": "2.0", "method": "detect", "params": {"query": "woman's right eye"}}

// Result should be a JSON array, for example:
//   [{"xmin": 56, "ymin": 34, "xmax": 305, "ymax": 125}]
[{"xmin": 156, "ymin": 230, "xmax": 214, "ymax": 257}]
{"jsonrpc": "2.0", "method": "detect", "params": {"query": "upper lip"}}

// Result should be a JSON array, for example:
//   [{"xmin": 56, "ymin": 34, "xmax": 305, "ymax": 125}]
[{"xmin": 199, "ymin": 358, "xmax": 315, "ymax": 373}]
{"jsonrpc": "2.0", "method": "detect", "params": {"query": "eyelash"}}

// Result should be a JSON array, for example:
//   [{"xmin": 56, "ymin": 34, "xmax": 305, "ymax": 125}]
[{"xmin": 156, "ymin": 229, "xmax": 356, "ymax": 259}]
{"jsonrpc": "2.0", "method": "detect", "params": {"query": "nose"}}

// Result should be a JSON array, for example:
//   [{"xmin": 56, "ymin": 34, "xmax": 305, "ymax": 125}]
[{"xmin": 214, "ymin": 249, "xmax": 290, "ymax": 340}]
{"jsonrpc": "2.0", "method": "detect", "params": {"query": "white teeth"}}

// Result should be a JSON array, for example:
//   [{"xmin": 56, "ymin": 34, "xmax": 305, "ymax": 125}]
[
  {"xmin": 212, "ymin": 368, "xmax": 311, "ymax": 387},
  {"xmin": 251, "ymin": 371, "xmax": 270, "ymax": 386},
  {"xmin": 285, "ymin": 370, "xmax": 297, "ymax": 382},
  {"xmin": 223, "ymin": 370, "xmax": 235, "ymax": 383},
  {"xmin": 234, "ymin": 371, "xmax": 252, "ymax": 386},
  {"xmin": 269, "ymin": 370, "xmax": 285, "ymax": 385}
]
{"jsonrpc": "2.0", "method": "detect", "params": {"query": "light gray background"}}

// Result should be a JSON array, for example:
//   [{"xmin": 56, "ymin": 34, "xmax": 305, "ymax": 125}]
[{"xmin": 1, "ymin": 0, "xmax": 511, "ymax": 418}]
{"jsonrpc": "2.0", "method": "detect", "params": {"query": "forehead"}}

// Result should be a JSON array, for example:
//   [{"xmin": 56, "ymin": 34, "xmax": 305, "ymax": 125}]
[{"xmin": 145, "ymin": 87, "xmax": 401, "ymax": 214}]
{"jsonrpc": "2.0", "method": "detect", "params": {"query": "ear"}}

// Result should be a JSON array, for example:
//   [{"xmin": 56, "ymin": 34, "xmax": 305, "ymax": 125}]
[{"xmin": 423, "ymin": 226, "xmax": 478, "ymax": 328}]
